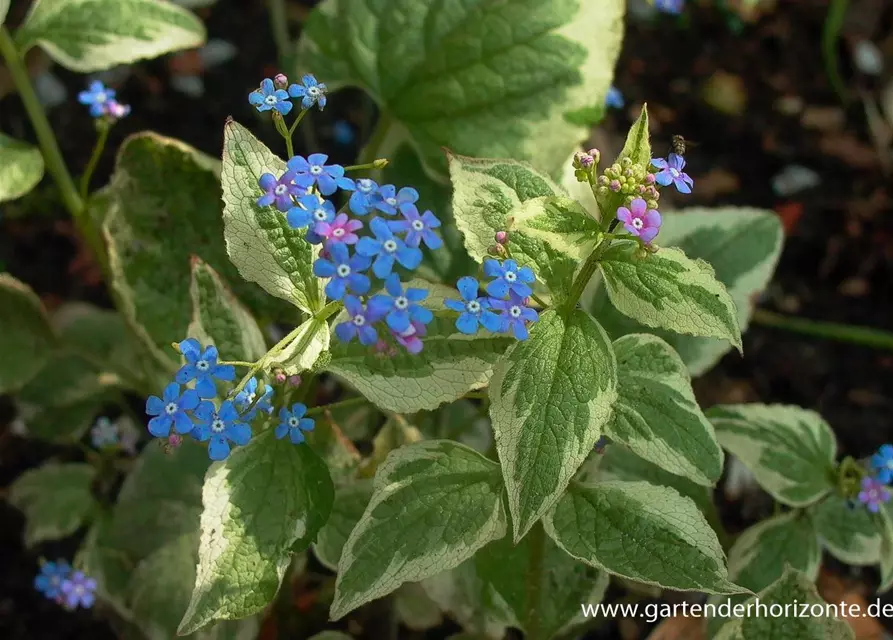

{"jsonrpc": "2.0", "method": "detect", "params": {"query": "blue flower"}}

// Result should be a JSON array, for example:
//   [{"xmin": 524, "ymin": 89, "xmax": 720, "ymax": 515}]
[
  {"xmin": 484, "ymin": 259, "xmax": 535, "ymax": 299},
  {"xmin": 356, "ymin": 217, "xmax": 423, "ymax": 278},
  {"xmin": 249, "ymin": 78, "xmax": 293, "ymax": 115},
  {"xmin": 333, "ymin": 120, "xmax": 354, "ymax": 145},
  {"xmin": 492, "ymin": 292, "xmax": 539, "ymax": 340},
  {"xmin": 335, "ymin": 295, "xmax": 382, "ymax": 345},
  {"xmin": 91, "ymin": 417, "xmax": 119, "ymax": 448},
  {"xmin": 146, "ymin": 382, "xmax": 200, "ymax": 437},
  {"xmin": 652, "ymin": 153, "xmax": 693, "ymax": 194},
  {"xmin": 234, "ymin": 377, "xmax": 274, "ymax": 422},
  {"xmin": 78, "ymin": 81, "xmax": 115, "ymax": 118},
  {"xmin": 313, "ymin": 242, "xmax": 372, "ymax": 300},
  {"xmin": 388, "ymin": 206, "xmax": 442, "ymax": 250},
  {"xmin": 60, "ymin": 571, "xmax": 96, "ymax": 610},
  {"xmin": 35, "ymin": 560, "xmax": 70, "ymax": 600},
  {"xmin": 347, "ymin": 178, "xmax": 380, "ymax": 215},
  {"xmin": 605, "ymin": 86, "xmax": 624, "ymax": 110},
  {"xmin": 373, "ymin": 185, "xmax": 419, "ymax": 216},
  {"xmin": 192, "ymin": 400, "xmax": 251, "ymax": 460},
  {"xmin": 288, "ymin": 194, "xmax": 336, "ymax": 230},
  {"xmin": 368, "ymin": 274, "xmax": 433, "ymax": 333},
  {"xmin": 275, "ymin": 403, "xmax": 315, "ymax": 444},
  {"xmin": 257, "ymin": 170, "xmax": 304, "ymax": 211},
  {"xmin": 444, "ymin": 277, "xmax": 502, "ymax": 335},
  {"xmin": 286, "ymin": 154, "xmax": 354, "ymax": 196},
  {"xmin": 654, "ymin": 0, "xmax": 684, "ymax": 14},
  {"xmin": 288, "ymin": 74, "xmax": 328, "ymax": 110},
  {"xmin": 175, "ymin": 338, "xmax": 236, "ymax": 399},
  {"xmin": 872, "ymin": 445, "xmax": 893, "ymax": 484}
]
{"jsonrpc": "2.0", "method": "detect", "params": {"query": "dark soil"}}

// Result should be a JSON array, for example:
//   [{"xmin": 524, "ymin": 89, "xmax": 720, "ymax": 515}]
[{"xmin": 2, "ymin": 0, "xmax": 893, "ymax": 638}]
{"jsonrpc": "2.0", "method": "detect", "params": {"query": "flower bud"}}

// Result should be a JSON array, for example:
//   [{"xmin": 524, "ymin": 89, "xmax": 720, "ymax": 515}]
[
  {"xmin": 609, "ymin": 179, "xmax": 621, "ymax": 193},
  {"xmin": 573, "ymin": 151, "xmax": 594, "ymax": 169},
  {"xmin": 597, "ymin": 175, "xmax": 609, "ymax": 186},
  {"xmin": 645, "ymin": 173, "xmax": 656, "ymax": 185},
  {"xmin": 646, "ymin": 198, "xmax": 659, "ymax": 210},
  {"xmin": 288, "ymin": 375, "xmax": 302, "ymax": 387},
  {"xmin": 597, "ymin": 186, "xmax": 609, "ymax": 196},
  {"xmin": 488, "ymin": 243, "xmax": 507, "ymax": 257},
  {"xmin": 274, "ymin": 73, "xmax": 288, "ymax": 88},
  {"xmin": 623, "ymin": 168, "xmax": 634, "ymax": 178},
  {"xmin": 620, "ymin": 157, "xmax": 633, "ymax": 169},
  {"xmin": 273, "ymin": 369, "xmax": 287, "ymax": 384},
  {"xmin": 587, "ymin": 148, "xmax": 601, "ymax": 165},
  {"xmin": 495, "ymin": 230, "xmax": 508, "ymax": 245},
  {"xmin": 372, "ymin": 158, "xmax": 389, "ymax": 169}
]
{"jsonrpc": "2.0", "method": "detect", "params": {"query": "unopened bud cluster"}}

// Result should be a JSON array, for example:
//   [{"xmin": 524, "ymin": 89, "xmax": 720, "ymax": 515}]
[
  {"xmin": 596, "ymin": 158, "xmax": 659, "ymax": 210},
  {"xmin": 572, "ymin": 148, "xmax": 601, "ymax": 182}
]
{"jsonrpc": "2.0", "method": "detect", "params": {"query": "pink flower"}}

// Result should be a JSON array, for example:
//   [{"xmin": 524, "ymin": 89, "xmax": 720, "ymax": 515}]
[
  {"xmin": 315, "ymin": 213, "xmax": 362, "ymax": 245},
  {"xmin": 858, "ymin": 476, "xmax": 891, "ymax": 513},
  {"xmin": 392, "ymin": 321, "xmax": 427, "ymax": 355},
  {"xmin": 617, "ymin": 198, "xmax": 662, "ymax": 244}
]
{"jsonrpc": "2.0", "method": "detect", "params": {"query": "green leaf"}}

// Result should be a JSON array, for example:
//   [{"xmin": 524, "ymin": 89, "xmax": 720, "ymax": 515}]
[
  {"xmin": 603, "ymin": 334, "xmax": 723, "ymax": 486},
  {"xmin": 9, "ymin": 462, "xmax": 96, "ymax": 546},
  {"xmin": 544, "ymin": 480, "xmax": 745, "ymax": 594},
  {"xmin": 513, "ymin": 196, "xmax": 601, "ymax": 261},
  {"xmin": 595, "ymin": 107, "xmax": 651, "ymax": 219},
  {"xmin": 876, "ymin": 504, "xmax": 893, "ymax": 592},
  {"xmin": 221, "ymin": 119, "xmax": 323, "ymax": 314},
  {"xmin": 447, "ymin": 153, "xmax": 580, "ymax": 301},
  {"xmin": 0, "ymin": 133, "xmax": 44, "ymax": 202},
  {"xmin": 810, "ymin": 494, "xmax": 881, "ymax": 566},
  {"xmin": 297, "ymin": 0, "xmax": 625, "ymax": 178},
  {"xmin": 710, "ymin": 404, "xmax": 837, "ymax": 507},
  {"xmin": 490, "ymin": 309, "xmax": 617, "ymax": 540},
  {"xmin": 713, "ymin": 567, "xmax": 854, "ymax": 640},
  {"xmin": 0, "ymin": 0, "xmax": 9, "ymax": 25},
  {"xmin": 267, "ymin": 316, "xmax": 330, "ymax": 376},
  {"xmin": 395, "ymin": 583, "xmax": 444, "ymax": 632},
  {"xmin": 178, "ymin": 430, "xmax": 334, "ymax": 635},
  {"xmin": 0, "ymin": 273, "xmax": 55, "ymax": 393},
  {"xmin": 421, "ymin": 561, "xmax": 514, "ymax": 639},
  {"xmin": 16, "ymin": 0, "xmax": 206, "ymax": 73},
  {"xmin": 187, "ymin": 258, "xmax": 266, "ymax": 363},
  {"xmin": 327, "ymin": 281, "xmax": 512, "ymax": 413},
  {"xmin": 475, "ymin": 531, "xmax": 608, "ymax": 639},
  {"xmin": 313, "ymin": 479, "xmax": 373, "ymax": 571},
  {"xmin": 19, "ymin": 395, "xmax": 105, "ymax": 442},
  {"xmin": 331, "ymin": 441, "xmax": 507, "ymax": 620},
  {"xmin": 598, "ymin": 243, "xmax": 743, "ymax": 349}
]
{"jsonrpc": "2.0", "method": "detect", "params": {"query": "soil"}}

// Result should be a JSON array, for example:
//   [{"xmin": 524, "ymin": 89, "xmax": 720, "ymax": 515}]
[{"xmin": 2, "ymin": 0, "xmax": 893, "ymax": 638}]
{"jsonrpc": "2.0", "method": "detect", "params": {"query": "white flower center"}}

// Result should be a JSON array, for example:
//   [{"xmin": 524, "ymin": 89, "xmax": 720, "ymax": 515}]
[
  {"xmin": 337, "ymin": 264, "xmax": 351, "ymax": 278},
  {"xmin": 95, "ymin": 92, "xmax": 107, "ymax": 103},
  {"xmin": 352, "ymin": 314, "xmax": 366, "ymax": 327},
  {"xmin": 632, "ymin": 218, "xmax": 644, "ymax": 230},
  {"xmin": 411, "ymin": 220, "xmax": 425, "ymax": 231},
  {"xmin": 196, "ymin": 360, "xmax": 210, "ymax": 372},
  {"xmin": 264, "ymin": 95, "xmax": 278, "ymax": 105},
  {"xmin": 887, "ymin": 461, "xmax": 893, "ymax": 470},
  {"xmin": 510, "ymin": 306, "xmax": 522, "ymax": 318},
  {"xmin": 211, "ymin": 418, "xmax": 226, "ymax": 433},
  {"xmin": 332, "ymin": 228, "xmax": 345, "ymax": 237},
  {"xmin": 670, "ymin": 168, "xmax": 680, "ymax": 178},
  {"xmin": 383, "ymin": 239, "xmax": 398, "ymax": 253},
  {"xmin": 165, "ymin": 402, "xmax": 178, "ymax": 415},
  {"xmin": 504, "ymin": 271, "xmax": 517, "ymax": 283},
  {"xmin": 357, "ymin": 179, "xmax": 374, "ymax": 194},
  {"xmin": 308, "ymin": 86, "xmax": 320, "ymax": 97},
  {"xmin": 274, "ymin": 184, "xmax": 289, "ymax": 195},
  {"xmin": 310, "ymin": 165, "xmax": 323, "ymax": 175},
  {"xmin": 466, "ymin": 300, "xmax": 481, "ymax": 314},
  {"xmin": 314, "ymin": 208, "xmax": 328, "ymax": 221},
  {"xmin": 288, "ymin": 417, "xmax": 300, "ymax": 427},
  {"xmin": 386, "ymin": 197, "xmax": 397, "ymax": 206},
  {"xmin": 247, "ymin": 392, "xmax": 256, "ymax": 403},
  {"xmin": 395, "ymin": 296, "xmax": 409, "ymax": 310},
  {"xmin": 73, "ymin": 584, "xmax": 85, "ymax": 597}
]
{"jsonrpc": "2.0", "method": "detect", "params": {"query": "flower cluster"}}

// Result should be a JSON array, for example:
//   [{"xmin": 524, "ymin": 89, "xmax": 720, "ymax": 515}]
[
  {"xmin": 860, "ymin": 445, "xmax": 893, "ymax": 512},
  {"xmin": 249, "ymin": 74, "xmax": 327, "ymax": 114},
  {"xmin": 445, "ymin": 259, "xmax": 539, "ymax": 340},
  {"xmin": 77, "ymin": 81, "xmax": 130, "ymax": 121},
  {"xmin": 34, "ymin": 560, "xmax": 96, "ymax": 610}
]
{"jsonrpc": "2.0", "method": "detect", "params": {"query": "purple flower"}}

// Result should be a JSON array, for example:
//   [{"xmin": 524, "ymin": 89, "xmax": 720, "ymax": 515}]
[
  {"xmin": 367, "ymin": 274, "xmax": 433, "ymax": 333},
  {"xmin": 617, "ymin": 198, "xmax": 662, "ymax": 244},
  {"xmin": 78, "ymin": 81, "xmax": 115, "ymax": 117},
  {"xmin": 288, "ymin": 74, "xmax": 327, "ymax": 110},
  {"xmin": 484, "ymin": 259, "xmax": 535, "ymax": 299},
  {"xmin": 872, "ymin": 445, "xmax": 893, "ymax": 484},
  {"xmin": 286, "ymin": 154, "xmax": 354, "ymax": 196},
  {"xmin": 34, "ymin": 560, "xmax": 71, "ymax": 600},
  {"xmin": 287, "ymin": 194, "xmax": 335, "ymax": 229},
  {"xmin": 316, "ymin": 213, "xmax": 363, "ymax": 245},
  {"xmin": 313, "ymin": 242, "xmax": 371, "ymax": 300},
  {"xmin": 257, "ymin": 171, "xmax": 303, "ymax": 211},
  {"xmin": 605, "ymin": 86, "xmax": 624, "ymax": 110},
  {"xmin": 356, "ymin": 217, "xmax": 423, "ymax": 278},
  {"xmin": 335, "ymin": 295, "xmax": 382, "ymax": 345},
  {"xmin": 101, "ymin": 99, "xmax": 131, "ymax": 120},
  {"xmin": 175, "ymin": 338, "xmax": 236, "ymax": 399},
  {"xmin": 275, "ymin": 403, "xmax": 315, "ymax": 443},
  {"xmin": 858, "ymin": 476, "xmax": 891, "ymax": 513},
  {"xmin": 652, "ymin": 153, "xmax": 693, "ymax": 194},
  {"xmin": 392, "ymin": 321, "xmax": 427, "ymax": 354},
  {"xmin": 388, "ymin": 206, "xmax": 442, "ymax": 250},
  {"xmin": 654, "ymin": 0, "xmax": 685, "ymax": 15},
  {"xmin": 192, "ymin": 400, "xmax": 251, "ymax": 461},
  {"xmin": 249, "ymin": 78, "xmax": 293, "ymax": 115},
  {"xmin": 347, "ymin": 178, "xmax": 380, "ymax": 216},
  {"xmin": 373, "ymin": 185, "xmax": 419, "ymax": 216},
  {"xmin": 60, "ymin": 571, "xmax": 96, "ymax": 610},
  {"xmin": 444, "ymin": 277, "xmax": 502, "ymax": 335},
  {"xmin": 146, "ymin": 382, "xmax": 200, "ymax": 437},
  {"xmin": 492, "ymin": 292, "xmax": 539, "ymax": 340}
]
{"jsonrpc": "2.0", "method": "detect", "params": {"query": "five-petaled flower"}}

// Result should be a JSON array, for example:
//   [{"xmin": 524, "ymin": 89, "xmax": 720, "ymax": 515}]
[
  {"xmin": 258, "ymin": 171, "xmax": 303, "ymax": 211},
  {"xmin": 286, "ymin": 154, "xmax": 353, "ymax": 196},
  {"xmin": 192, "ymin": 400, "xmax": 251, "ymax": 461},
  {"xmin": 249, "ymin": 78, "xmax": 293, "ymax": 115},
  {"xmin": 288, "ymin": 194, "xmax": 336, "ymax": 230},
  {"xmin": 605, "ymin": 86, "xmax": 624, "ymax": 110},
  {"xmin": 445, "ymin": 277, "xmax": 502, "ymax": 335},
  {"xmin": 484, "ymin": 259, "xmax": 535, "ymax": 299},
  {"xmin": 60, "ymin": 571, "xmax": 97, "ymax": 610},
  {"xmin": 872, "ymin": 445, "xmax": 893, "ymax": 484},
  {"xmin": 492, "ymin": 292, "xmax": 539, "ymax": 340},
  {"xmin": 34, "ymin": 560, "xmax": 70, "ymax": 601},
  {"xmin": 858, "ymin": 476, "xmax": 890, "ymax": 513},
  {"xmin": 275, "ymin": 403, "xmax": 316, "ymax": 443},
  {"xmin": 175, "ymin": 338, "xmax": 236, "ymax": 399},
  {"xmin": 368, "ymin": 274, "xmax": 433, "ymax": 333},
  {"xmin": 374, "ymin": 185, "xmax": 419, "ymax": 216},
  {"xmin": 146, "ymin": 382, "xmax": 200, "ymax": 437},
  {"xmin": 78, "ymin": 81, "xmax": 115, "ymax": 117},
  {"xmin": 617, "ymin": 198, "xmax": 662, "ymax": 244},
  {"xmin": 313, "ymin": 242, "xmax": 372, "ymax": 300},
  {"xmin": 357, "ymin": 217, "xmax": 423, "ymax": 278},
  {"xmin": 348, "ymin": 178, "xmax": 380, "ymax": 216},
  {"xmin": 652, "ymin": 153, "xmax": 693, "ymax": 194},
  {"xmin": 315, "ymin": 213, "xmax": 363, "ymax": 246},
  {"xmin": 335, "ymin": 295, "xmax": 382, "ymax": 345},
  {"xmin": 288, "ymin": 74, "xmax": 328, "ymax": 110},
  {"xmin": 91, "ymin": 416, "xmax": 119, "ymax": 448},
  {"xmin": 389, "ymin": 206, "xmax": 442, "ymax": 250},
  {"xmin": 234, "ymin": 377, "xmax": 274, "ymax": 422}
]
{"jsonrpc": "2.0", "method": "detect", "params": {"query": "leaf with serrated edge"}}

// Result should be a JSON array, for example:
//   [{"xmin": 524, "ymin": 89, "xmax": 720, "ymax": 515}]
[
  {"xmin": 221, "ymin": 119, "xmax": 324, "ymax": 314},
  {"xmin": 490, "ymin": 309, "xmax": 617, "ymax": 540},
  {"xmin": 16, "ymin": 0, "xmax": 205, "ymax": 72},
  {"xmin": 604, "ymin": 334, "xmax": 723, "ymax": 486},
  {"xmin": 188, "ymin": 258, "xmax": 266, "ymax": 363},
  {"xmin": 267, "ymin": 317, "xmax": 330, "ymax": 376},
  {"xmin": 0, "ymin": 133, "xmax": 44, "ymax": 202},
  {"xmin": 0, "ymin": 274, "xmax": 56, "ymax": 393},
  {"xmin": 599, "ymin": 243, "xmax": 742, "ymax": 349},
  {"xmin": 513, "ymin": 196, "xmax": 601, "ymax": 261},
  {"xmin": 710, "ymin": 404, "xmax": 837, "ymax": 507},
  {"xmin": 327, "ymin": 280, "xmax": 512, "ymax": 413},
  {"xmin": 331, "ymin": 441, "xmax": 507, "ymax": 620},
  {"xmin": 9, "ymin": 462, "xmax": 96, "ymax": 546},
  {"xmin": 544, "ymin": 480, "xmax": 746, "ymax": 594},
  {"xmin": 178, "ymin": 430, "xmax": 334, "ymax": 635},
  {"xmin": 313, "ymin": 480, "xmax": 373, "ymax": 571},
  {"xmin": 297, "ymin": 0, "xmax": 624, "ymax": 178},
  {"xmin": 810, "ymin": 494, "xmax": 881, "ymax": 566}
]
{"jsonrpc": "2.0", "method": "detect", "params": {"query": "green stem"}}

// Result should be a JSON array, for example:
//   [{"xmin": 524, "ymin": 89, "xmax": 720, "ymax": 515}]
[
  {"xmin": 219, "ymin": 360, "xmax": 255, "ymax": 368},
  {"xmin": 752, "ymin": 309, "xmax": 893, "ymax": 351},
  {"xmin": 266, "ymin": 0, "xmax": 291, "ymax": 69},
  {"xmin": 563, "ymin": 238, "xmax": 612, "ymax": 312},
  {"xmin": 288, "ymin": 109, "xmax": 308, "ymax": 137},
  {"xmin": 524, "ymin": 523, "xmax": 547, "ymax": 640},
  {"xmin": 305, "ymin": 395, "xmax": 367, "ymax": 417},
  {"xmin": 80, "ymin": 122, "xmax": 110, "ymax": 201},
  {"xmin": 342, "ymin": 160, "xmax": 387, "ymax": 172},
  {"xmin": 358, "ymin": 112, "xmax": 393, "ymax": 166}
]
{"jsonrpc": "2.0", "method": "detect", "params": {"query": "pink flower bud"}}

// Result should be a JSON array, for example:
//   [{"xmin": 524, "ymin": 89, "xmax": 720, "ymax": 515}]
[
  {"xmin": 609, "ymin": 180, "xmax": 622, "ymax": 193},
  {"xmin": 274, "ymin": 73, "xmax": 288, "ymax": 88},
  {"xmin": 495, "ymin": 231, "xmax": 508, "ymax": 245},
  {"xmin": 288, "ymin": 375, "xmax": 302, "ymax": 387},
  {"xmin": 645, "ymin": 173, "xmax": 656, "ymax": 185},
  {"xmin": 274, "ymin": 371, "xmax": 287, "ymax": 384}
]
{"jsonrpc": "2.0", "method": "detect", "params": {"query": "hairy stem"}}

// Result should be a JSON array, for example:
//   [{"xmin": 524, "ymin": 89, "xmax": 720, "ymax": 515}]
[
  {"xmin": 80, "ymin": 122, "xmax": 110, "ymax": 201},
  {"xmin": 524, "ymin": 522, "xmax": 547, "ymax": 640},
  {"xmin": 752, "ymin": 309, "xmax": 893, "ymax": 351}
]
